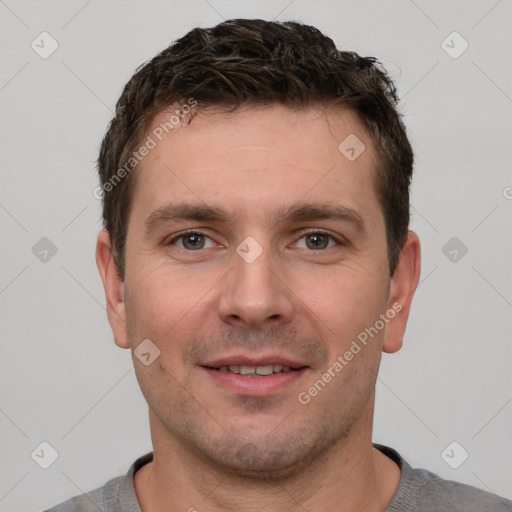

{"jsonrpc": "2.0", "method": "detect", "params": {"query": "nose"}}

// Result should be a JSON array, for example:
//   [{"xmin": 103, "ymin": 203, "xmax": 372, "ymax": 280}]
[{"xmin": 217, "ymin": 241, "xmax": 295, "ymax": 329}]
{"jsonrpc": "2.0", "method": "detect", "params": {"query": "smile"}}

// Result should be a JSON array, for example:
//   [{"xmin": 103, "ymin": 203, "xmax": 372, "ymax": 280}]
[{"xmin": 205, "ymin": 364, "xmax": 302, "ymax": 376}]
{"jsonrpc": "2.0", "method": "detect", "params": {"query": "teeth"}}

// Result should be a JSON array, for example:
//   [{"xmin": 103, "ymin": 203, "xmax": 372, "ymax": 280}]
[
  {"xmin": 255, "ymin": 365, "xmax": 274, "ymax": 376},
  {"xmin": 216, "ymin": 364, "xmax": 296, "ymax": 375}
]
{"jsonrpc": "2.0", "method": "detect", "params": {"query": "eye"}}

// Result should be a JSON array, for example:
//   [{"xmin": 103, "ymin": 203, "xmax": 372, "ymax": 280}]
[
  {"xmin": 294, "ymin": 231, "xmax": 340, "ymax": 250},
  {"xmin": 167, "ymin": 231, "xmax": 216, "ymax": 250}
]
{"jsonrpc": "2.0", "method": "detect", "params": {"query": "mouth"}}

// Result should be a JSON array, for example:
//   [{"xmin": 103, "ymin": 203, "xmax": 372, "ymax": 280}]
[
  {"xmin": 202, "ymin": 364, "xmax": 306, "ymax": 377},
  {"xmin": 200, "ymin": 356, "xmax": 310, "ymax": 396}
]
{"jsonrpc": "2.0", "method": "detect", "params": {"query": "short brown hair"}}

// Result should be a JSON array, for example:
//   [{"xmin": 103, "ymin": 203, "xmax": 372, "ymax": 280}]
[{"xmin": 97, "ymin": 18, "xmax": 414, "ymax": 280}]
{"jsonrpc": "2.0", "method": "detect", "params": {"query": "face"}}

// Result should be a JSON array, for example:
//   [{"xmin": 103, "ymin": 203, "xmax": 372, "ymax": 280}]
[{"xmin": 97, "ymin": 104, "xmax": 420, "ymax": 479}]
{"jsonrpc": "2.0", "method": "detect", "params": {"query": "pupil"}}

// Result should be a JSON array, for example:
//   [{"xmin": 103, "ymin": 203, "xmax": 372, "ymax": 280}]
[
  {"xmin": 308, "ymin": 234, "xmax": 327, "ymax": 249},
  {"xmin": 185, "ymin": 234, "xmax": 204, "ymax": 249}
]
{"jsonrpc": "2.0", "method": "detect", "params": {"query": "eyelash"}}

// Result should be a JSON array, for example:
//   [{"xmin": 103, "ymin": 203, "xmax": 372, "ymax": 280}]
[{"xmin": 166, "ymin": 229, "xmax": 344, "ymax": 250}]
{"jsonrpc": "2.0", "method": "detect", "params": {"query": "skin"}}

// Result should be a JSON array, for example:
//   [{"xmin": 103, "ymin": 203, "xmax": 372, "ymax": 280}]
[{"xmin": 96, "ymin": 104, "xmax": 421, "ymax": 512}]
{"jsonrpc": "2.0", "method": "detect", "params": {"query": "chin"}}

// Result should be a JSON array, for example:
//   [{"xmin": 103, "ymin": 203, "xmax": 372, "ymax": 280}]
[{"xmin": 195, "ymin": 426, "xmax": 338, "ymax": 482}]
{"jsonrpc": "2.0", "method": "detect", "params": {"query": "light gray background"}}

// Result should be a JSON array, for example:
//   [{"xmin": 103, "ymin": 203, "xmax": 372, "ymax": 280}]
[{"xmin": 0, "ymin": 0, "xmax": 511, "ymax": 510}]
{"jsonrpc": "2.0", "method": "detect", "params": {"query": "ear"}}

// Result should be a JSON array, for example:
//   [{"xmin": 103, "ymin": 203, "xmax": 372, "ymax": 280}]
[
  {"xmin": 95, "ymin": 230, "xmax": 130, "ymax": 349},
  {"xmin": 382, "ymin": 231, "xmax": 421, "ymax": 354}
]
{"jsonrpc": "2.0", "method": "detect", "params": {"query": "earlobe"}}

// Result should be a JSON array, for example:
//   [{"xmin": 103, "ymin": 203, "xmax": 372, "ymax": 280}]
[
  {"xmin": 382, "ymin": 231, "xmax": 421, "ymax": 354},
  {"xmin": 95, "ymin": 230, "xmax": 130, "ymax": 349}
]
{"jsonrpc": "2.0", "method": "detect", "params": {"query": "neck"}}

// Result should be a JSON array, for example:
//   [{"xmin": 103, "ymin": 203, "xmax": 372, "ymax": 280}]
[{"xmin": 134, "ymin": 406, "xmax": 401, "ymax": 512}]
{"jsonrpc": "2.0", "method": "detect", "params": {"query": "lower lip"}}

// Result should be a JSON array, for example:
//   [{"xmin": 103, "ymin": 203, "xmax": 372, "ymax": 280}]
[{"xmin": 201, "ymin": 367, "xmax": 309, "ymax": 396}]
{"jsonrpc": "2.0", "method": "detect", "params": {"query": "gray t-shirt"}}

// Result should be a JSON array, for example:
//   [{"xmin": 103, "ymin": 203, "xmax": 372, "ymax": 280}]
[{"xmin": 44, "ymin": 443, "xmax": 512, "ymax": 511}]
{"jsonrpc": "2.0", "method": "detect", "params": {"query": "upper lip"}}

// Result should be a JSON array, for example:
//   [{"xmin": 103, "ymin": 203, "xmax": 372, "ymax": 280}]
[{"xmin": 201, "ymin": 354, "xmax": 309, "ymax": 369}]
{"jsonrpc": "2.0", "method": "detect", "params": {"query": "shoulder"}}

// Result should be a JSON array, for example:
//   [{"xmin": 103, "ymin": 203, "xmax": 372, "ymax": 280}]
[
  {"xmin": 374, "ymin": 444, "xmax": 512, "ymax": 512},
  {"xmin": 41, "ymin": 480, "xmax": 112, "ymax": 511},
  {"xmin": 410, "ymin": 467, "xmax": 512, "ymax": 511},
  {"xmin": 40, "ymin": 476, "xmax": 124, "ymax": 512},
  {"xmin": 41, "ymin": 452, "xmax": 152, "ymax": 511}
]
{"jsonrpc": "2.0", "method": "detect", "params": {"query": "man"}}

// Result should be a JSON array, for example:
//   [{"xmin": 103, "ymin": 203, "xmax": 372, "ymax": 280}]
[{"xmin": 46, "ymin": 18, "xmax": 511, "ymax": 512}]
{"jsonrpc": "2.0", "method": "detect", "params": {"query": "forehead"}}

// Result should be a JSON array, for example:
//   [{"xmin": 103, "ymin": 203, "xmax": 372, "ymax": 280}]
[
  {"xmin": 129, "ymin": 104, "xmax": 381, "ymax": 229},
  {"xmin": 145, "ymin": 103, "xmax": 373, "ymax": 163}
]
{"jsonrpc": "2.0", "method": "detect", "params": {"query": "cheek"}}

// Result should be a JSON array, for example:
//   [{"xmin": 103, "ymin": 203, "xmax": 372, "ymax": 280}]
[
  {"xmin": 126, "ymin": 266, "xmax": 217, "ymax": 345},
  {"xmin": 125, "ymin": 272, "xmax": 201, "ymax": 392},
  {"xmin": 293, "ymin": 265, "xmax": 388, "ymax": 350}
]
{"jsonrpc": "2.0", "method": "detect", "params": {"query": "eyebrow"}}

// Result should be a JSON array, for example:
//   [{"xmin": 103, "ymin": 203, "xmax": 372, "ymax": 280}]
[
  {"xmin": 144, "ymin": 203, "xmax": 229, "ymax": 234},
  {"xmin": 277, "ymin": 203, "xmax": 365, "ymax": 233},
  {"xmin": 144, "ymin": 201, "xmax": 366, "ymax": 235}
]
